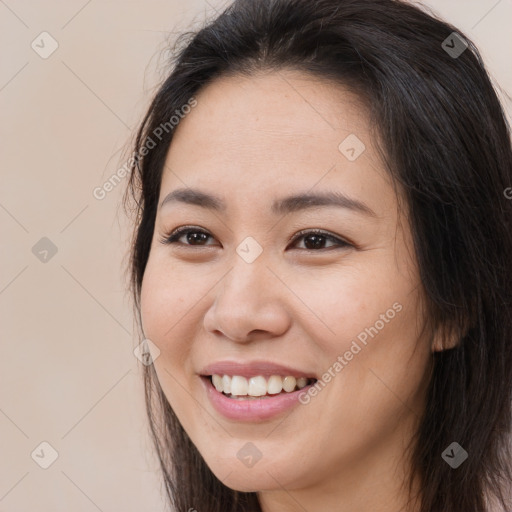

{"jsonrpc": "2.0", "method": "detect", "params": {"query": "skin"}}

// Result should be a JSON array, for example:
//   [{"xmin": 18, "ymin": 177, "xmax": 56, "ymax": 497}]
[{"xmin": 140, "ymin": 69, "xmax": 437, "ymax": 512}]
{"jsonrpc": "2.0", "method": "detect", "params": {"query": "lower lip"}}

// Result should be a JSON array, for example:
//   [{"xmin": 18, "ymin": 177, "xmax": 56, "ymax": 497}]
[{"xmin": 200, "ymin": 376, "xmax": 314, "ymax": 422}]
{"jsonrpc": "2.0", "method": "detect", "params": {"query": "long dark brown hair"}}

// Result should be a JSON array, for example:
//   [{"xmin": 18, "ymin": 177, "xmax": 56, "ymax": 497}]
[{"xmin": 123, "ymin": 0, "xmax": 512, "ymax": 510}]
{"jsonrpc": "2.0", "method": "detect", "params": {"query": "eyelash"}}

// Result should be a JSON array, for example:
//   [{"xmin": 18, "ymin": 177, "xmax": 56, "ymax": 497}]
[{"xmin": 159, "ymin": 225, "xmax": 352, "ymax": 251}]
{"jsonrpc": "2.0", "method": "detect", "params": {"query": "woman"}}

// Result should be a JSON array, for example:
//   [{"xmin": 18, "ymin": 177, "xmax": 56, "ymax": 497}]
[{"xmin": 124, "ymin": 0, "xmax": 512, "ymax": 510}]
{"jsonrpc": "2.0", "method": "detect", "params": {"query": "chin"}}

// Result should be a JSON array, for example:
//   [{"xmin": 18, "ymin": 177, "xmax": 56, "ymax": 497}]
[
  {"xmin": 204, "ymin": 456, "xmax": 303, "ymax": 493},
  {"xmin": 220, "ymin": 471, "xmax": 278, "ymax": 493}
]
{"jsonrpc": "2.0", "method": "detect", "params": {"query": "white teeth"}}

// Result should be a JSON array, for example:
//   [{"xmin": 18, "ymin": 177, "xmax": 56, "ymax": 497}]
[
  {"xmin": 296, "ymin": 377, "xmax": 307, "ymax": 388},
  {"xmin": 210, "ymin": 374, "xmax": 313, "ymax": 396},
  {"xmin": 231, "ymin": 376, "xmax": 248, "ymax": 395},
  {"xmin": 222, "ymin": 375, "xmax": 231, "ymax": 394},
  {"xmin": 267, "ymin": 375, "xmax": 283, "ymax": 394},
  {"xmin": 283, "ymin": 377, "xmax": 297, "ymax": 393},
  {"xmin": 248, "ymin": 376, "xmax": 267, "ymax": 396},
  {"xmin": 212, "ymin": 374, "xmax": 223, "ymax": 392},
  {"xmin": 282, "ymin": 376, "xmax": 297, "ymax": 392}
]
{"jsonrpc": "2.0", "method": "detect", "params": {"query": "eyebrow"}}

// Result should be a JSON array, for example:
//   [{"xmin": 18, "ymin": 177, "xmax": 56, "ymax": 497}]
[{"xmin": 159, "ymin": 187, "xmax": 376, "ymax": 217}]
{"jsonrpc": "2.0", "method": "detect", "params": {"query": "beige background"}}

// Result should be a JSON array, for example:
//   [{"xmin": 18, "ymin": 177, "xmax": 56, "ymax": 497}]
[{"xmin": 1, "ymin": 0, "xmax": 511, "ymax": 510}]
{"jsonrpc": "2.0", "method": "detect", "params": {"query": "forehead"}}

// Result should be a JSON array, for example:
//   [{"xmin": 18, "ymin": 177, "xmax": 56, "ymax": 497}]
[{"xmin": 160, "ymin": 70, "xmax": 395, "ymax": 216}]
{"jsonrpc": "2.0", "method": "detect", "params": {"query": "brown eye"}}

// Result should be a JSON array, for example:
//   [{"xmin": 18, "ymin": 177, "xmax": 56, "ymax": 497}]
[
  {"xmin": 290, "ymin": 229, "xmax": 352, "ymax": 251},
  {"xmin": 160, "ymin": 226, "xmax": 351, "ymax": 251},
  {"xmin": 162, "ymin": 227, "xmax": 216, "ymax": 246}
]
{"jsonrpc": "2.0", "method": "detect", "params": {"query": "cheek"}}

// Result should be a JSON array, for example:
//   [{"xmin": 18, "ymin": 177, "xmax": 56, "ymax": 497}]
[
  {"xmin": 299, "ymin": 256, "xmax": 429, "ymax": 409},
  {"xmin": 140, "ymin": 255, "xmax": 200, "ymax": 338},
  {"xmin": 324, "ymin": 293, "xmax": 428, "ymax": 436},
  {"xmin": 139, "ymin": 257, "xmax": 205, "ymax": 423},
  {"xmin": 139, "ymin": 257, "xmax": 198, "ymax": 378},
  {"xmin": 290, "ymin": 257, "xmax": 413, "ymax": 354}
]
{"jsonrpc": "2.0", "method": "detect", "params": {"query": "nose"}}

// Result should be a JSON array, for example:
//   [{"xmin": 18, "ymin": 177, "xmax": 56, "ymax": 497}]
[{"xmin": 202, "ymin": 257, "xmax": 292, "ymax": 343}]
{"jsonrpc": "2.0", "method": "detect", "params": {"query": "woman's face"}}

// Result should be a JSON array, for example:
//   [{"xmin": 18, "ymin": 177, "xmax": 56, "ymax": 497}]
[{"xmin": 140, "ymin": 70, "xmax": 433, "ymax": 508}]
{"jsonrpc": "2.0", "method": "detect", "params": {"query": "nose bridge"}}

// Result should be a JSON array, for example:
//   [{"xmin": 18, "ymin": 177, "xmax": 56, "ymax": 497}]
[
  {"xmin": 226, "ymin": 252, "xmax": 271, "ymax": 305},
  {"xmin": 203, "ymin": 249, "xmax": 291, "ymax": 342}
]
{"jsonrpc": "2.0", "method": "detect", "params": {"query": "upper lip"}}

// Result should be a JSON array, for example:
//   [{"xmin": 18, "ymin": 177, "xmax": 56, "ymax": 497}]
[{"xmin": 199, "ymin": 360, "xmax": 317, "ymax": 379}]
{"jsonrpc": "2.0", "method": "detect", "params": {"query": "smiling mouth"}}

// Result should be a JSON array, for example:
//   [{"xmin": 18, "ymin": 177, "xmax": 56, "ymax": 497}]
[{"xmin": 205, "ymin": 374, "xmax": 317, "ymax": 399}]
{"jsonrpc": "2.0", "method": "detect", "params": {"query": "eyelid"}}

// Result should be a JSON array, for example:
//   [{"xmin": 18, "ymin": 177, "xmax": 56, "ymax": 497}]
[
  {"xmin": 159, "ymin": 225, "xmax": 215, "ymax": 246},
  {"xmin": 159, "ymin": 225, "xmax": 353, "ymax": 250},
  {"xmin": 288, "ymin": 228, "xmax": 352, "ymax": 249}
]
